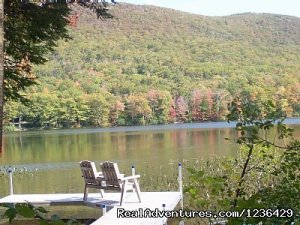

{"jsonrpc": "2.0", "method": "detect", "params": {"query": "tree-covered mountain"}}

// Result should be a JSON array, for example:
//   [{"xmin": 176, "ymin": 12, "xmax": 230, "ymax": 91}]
[{"xmin": 5, "ymin": 3, "xmax": 300, "ymax": 128}]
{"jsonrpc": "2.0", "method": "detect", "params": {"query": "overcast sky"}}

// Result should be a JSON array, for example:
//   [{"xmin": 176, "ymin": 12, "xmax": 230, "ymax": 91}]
[{"xmin": 119, "ymin": 0, "xmax": 300, "ymax": 18}]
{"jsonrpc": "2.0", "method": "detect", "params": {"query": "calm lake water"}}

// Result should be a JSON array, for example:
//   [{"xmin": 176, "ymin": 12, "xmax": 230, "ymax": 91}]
[{"xmin": 1, "ymin": 119, "xmax": 300, "ymax": 213}]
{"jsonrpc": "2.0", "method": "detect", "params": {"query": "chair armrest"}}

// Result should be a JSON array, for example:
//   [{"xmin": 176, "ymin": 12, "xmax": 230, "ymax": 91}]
[{"xmin": 121, "ymin": 175, "xmax": 140, "ymax": 181}]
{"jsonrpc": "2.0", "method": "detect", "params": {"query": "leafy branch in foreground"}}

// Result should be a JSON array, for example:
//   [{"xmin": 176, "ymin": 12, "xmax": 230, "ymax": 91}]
[
  {"xmin": 4, "ymin": 0, "xmax": 115, "ymax": 102},
  {"xmin": 185, "ymin": 98, "xmax": 300, "ymax": 225},
  {"xmin": 227, "ymin": 98, "xmax": 287, "ymax": 207},
  {"xmin": 4, "ymin": 0, "xmax": 71, "ymax": 102},
  {"xmin": 227, "ymin": 98, "xmax": 300, "ymax": 225},
  {"xmin": 0, "ymin": 202, "xmax": 81, "ymax": 224}
]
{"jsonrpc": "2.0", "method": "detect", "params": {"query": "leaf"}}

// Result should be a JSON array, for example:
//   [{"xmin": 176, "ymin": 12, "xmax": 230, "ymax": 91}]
[
  {"xmin": 51, "ymin": 219, "xmax": 66, "ymax": 225},
  {"xmin": 4, "ymin": 208, "xmax": 17, "ymax": 222},
  {"xmin": 36, "ymin": 206, "xmax": 49, "ymax": 213},
  {"xmin": 16, "ymin": 205, "xmax": 36, "ymax": 218},
  {"xmin": 40, "ymin": 219, "xmax": 50, "ymax": 225}
]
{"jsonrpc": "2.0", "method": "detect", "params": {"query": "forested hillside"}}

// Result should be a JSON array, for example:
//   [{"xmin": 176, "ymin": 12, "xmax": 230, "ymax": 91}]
[{"xmin": 5, "ymin": 3, "xmax": 300, "ymax": 128}]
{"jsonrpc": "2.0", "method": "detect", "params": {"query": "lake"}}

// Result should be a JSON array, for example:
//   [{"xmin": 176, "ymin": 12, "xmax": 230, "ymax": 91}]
[{"xmin": 0, "ymin": 119, "xmax": 299, "ymax": 218}]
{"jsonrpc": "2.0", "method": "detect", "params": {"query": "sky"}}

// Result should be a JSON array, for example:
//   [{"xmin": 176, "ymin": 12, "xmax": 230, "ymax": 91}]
[{"xmin": 119, "ymin": 0, "xmax": 300, "ymax": 18}]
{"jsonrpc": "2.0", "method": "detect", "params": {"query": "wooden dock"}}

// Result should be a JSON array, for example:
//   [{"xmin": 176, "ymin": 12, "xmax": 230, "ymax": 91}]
[
  {"xmin": 0, "ymin": 191, "xmax": 181, "ymax": 225},
  {"xmin": 1, "ymin": 164, "xmax": 183, "ymax": 224}
]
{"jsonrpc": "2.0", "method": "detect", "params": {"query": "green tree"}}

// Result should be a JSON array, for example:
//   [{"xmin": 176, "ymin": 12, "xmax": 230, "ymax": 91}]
[
  {"xmin": 24, "ymin": 93, "xmax": 61, "ymax": 127},
  {"xmin": 86, "ymin": 93, "xmax": 110, "ymax": 127},
  {"xmin": 1, "ymin": 0, "xmax": 113, "ymax": 149},
  {"xmin": 4, "ymin": 0, "xmax": 70, "ymax": 101},
  {"xmin": 57, "ymin": 95, "xmax": 88, "ymax": 128},
  {"xmin": 147, "ymin": 89, "xmax": 172, "ymax": 124},
  {"xmin": 0, "ymin": 0, "xmax": 70, "ymax": 151}
]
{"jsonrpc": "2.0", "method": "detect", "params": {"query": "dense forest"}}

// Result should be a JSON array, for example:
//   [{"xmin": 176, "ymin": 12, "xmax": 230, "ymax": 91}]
[{"xmin": 4, "ymin": 3, "xmax": 300, "ymax": 129}]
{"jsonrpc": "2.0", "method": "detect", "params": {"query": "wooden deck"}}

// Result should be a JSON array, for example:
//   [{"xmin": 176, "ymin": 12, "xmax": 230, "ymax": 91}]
[{"xmin": 0, "ymin": 192, "xmax": 181, "ymax": 225}]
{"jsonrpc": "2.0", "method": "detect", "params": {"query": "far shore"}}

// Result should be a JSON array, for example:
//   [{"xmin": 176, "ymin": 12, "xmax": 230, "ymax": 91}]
[{"xmin": 4, "ymin": 117, "xmax": 300, "ymax": 135}]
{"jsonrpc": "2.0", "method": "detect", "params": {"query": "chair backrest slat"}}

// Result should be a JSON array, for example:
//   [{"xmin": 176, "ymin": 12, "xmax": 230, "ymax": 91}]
[
  {"xmin": 80, "ymin": 160, "xmax": 98, "ymax": 185},
  {"xmin": 101, "ymin": 161, "xmax": 121, "ymax": 188}
]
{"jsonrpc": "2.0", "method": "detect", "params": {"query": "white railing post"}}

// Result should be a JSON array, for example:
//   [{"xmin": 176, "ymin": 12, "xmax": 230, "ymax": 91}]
[
  {"xmin": 162, "ymin": 203, "xmax": 166, "ymax": 225},
  {"xmin": 101, "ymin": 204, "xmax": 106, "ymax": 216},
  {"xmin": 131, "ymin": 165, "xmax": 135, "ymax": 176},
  {"xmin": 178, "ymin": 162, "xmax": 183, "ymax": 210},
  {"xmin": 7, "ymin": 166, "xmax": 14, "ymax": 195}
]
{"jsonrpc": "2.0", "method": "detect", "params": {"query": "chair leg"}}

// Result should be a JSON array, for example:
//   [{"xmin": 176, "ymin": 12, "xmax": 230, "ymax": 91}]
[
  {"xmin": 83, "ymin": 185, "xmax": 88, "ymax": 201},
  {"xmin": 133, "ymin": 178, "xmax": 142, "ymax": 203},
  {"xmin": 120, "ymin": 180, "xmax": 128, "ymax": 206},
  {"xmin": 100, "ymin": 189, "xmax": 104, "ymax": 198}
]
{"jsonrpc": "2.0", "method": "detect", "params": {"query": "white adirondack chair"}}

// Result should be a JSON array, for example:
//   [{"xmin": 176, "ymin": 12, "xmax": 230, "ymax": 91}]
[
  {"xmin": 79, "ymin": 160, "xmax": 104, "ymax": 201},
  {"xmin": 100, "ymin": 161, "xmax": 142, "ymax": 206}
]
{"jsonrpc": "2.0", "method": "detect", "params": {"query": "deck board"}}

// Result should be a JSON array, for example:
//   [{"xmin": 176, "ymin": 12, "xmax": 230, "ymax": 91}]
[
  {"xmin": 0, "ymin": 193, "xmax": 96, "ymax": 206},
  {"xmin": 91, "ymin": 192, "xmax": 181, "ymax": 225}
]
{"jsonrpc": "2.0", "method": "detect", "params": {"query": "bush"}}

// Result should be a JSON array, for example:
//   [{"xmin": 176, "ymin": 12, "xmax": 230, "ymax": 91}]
[{"xmin": 185, "ymin": 99, "xmax": 300, "ymax": 225}]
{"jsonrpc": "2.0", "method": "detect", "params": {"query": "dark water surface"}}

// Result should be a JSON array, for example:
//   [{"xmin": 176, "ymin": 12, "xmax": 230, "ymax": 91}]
[{"xmin": 0, "ymin": 119, "xmax": 299, "ymax": 199}]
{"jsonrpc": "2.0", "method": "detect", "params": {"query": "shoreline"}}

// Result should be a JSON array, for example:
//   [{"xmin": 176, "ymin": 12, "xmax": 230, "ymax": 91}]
[{"xmin": 4, "ymin": 117, "xmax": 300, "ymax": 135}]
